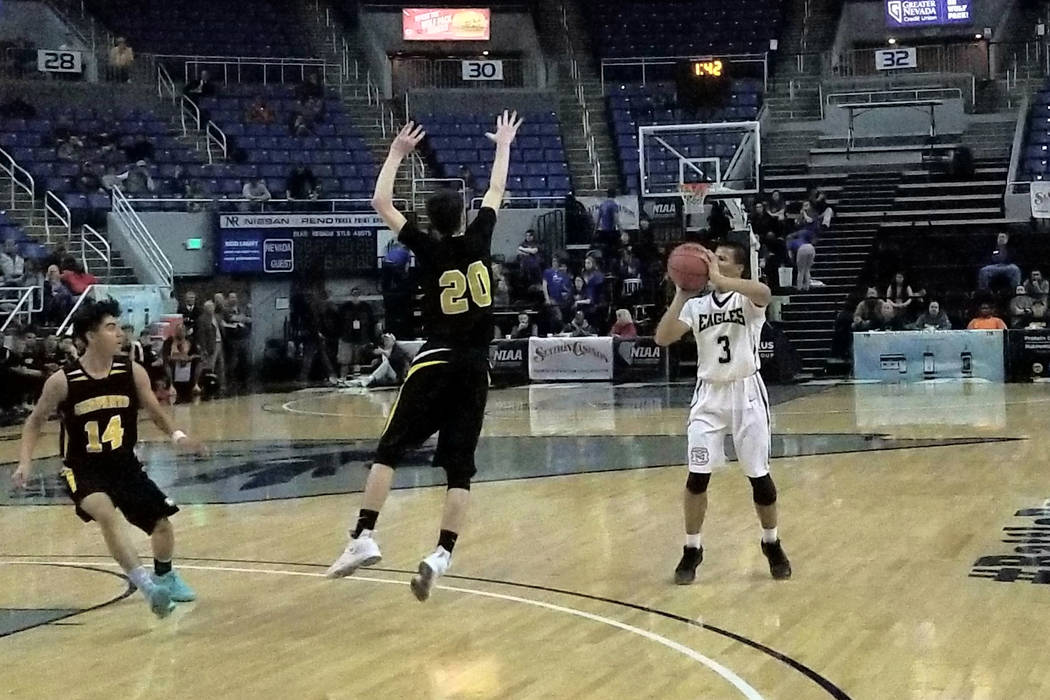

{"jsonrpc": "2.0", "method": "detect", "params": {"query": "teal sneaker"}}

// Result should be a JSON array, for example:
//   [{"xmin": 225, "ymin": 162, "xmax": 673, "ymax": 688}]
[
  {"xmin": 154, "ymin": 570, "xmax": 197, "ymax": 602},
  {"xmin": 148, "ymin": 584, "xmax": 175, "ymax": 619}
]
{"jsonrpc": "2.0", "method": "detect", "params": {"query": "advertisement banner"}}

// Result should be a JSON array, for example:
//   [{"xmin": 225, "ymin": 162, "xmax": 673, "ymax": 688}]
[
  {"xmin": 853, "ymin": 330, "xmax": 1004, "ymax": 382},
  {"xmin": 1005, "ymin": 329, "xmax": 1050, "ymax": 381},
  {"xmin": 758, "ymin": 322, "xmax": 800, "ymax": 384},
  {"xmin": 642, "ymin": 197, "xmax": 682, "ymax": 222},
  {"xmin": 528, "ymin": 337, "xmax": 614, "ymax": 381},
  {"xmin": 885, "ymin": 0, "xmax": 971, "ymax": 27},
  {"xmin": 403, "ymin": 8, "xmax": 491, "ymax": 41},
  {"xmin": 1031, "ymin": 182, "xmax": 1050, "ymax": 219},
  {"xmin": 613, "ymin": 337, "xmax": 665, "ymax": 381},
  {"xmin": 216, "ymin": 214, "xmax": 390, "ymax": 275},
  {"xmin": 577, "ymin": 195, "xmax": 641, "ymax": 230},
  {"xmin": 488, "ymin": 338, "xmax": 529, "ymax": 383}
]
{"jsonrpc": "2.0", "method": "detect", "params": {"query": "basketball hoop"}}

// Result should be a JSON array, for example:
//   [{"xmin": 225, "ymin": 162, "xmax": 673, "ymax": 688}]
[{"xmin": 679, "ymin": 182, "xmax": 711, "ymax": 208}]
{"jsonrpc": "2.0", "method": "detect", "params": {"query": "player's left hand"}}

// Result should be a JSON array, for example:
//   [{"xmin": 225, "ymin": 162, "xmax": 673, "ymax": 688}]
[{"xmin": 175, "ymin": 437, "xmax": 211, "ymax": 458}]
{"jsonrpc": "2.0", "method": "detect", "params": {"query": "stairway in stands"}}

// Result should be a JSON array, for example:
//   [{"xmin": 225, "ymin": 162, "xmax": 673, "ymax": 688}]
[{"xmin": 778, "ymin": 172, "xmax": 898, "ymax": 375}]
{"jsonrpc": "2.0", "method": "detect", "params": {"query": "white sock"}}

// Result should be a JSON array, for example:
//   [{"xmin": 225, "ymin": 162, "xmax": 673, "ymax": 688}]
[
  {"xmin": 762, "ymin": 527, "xmax": 779, "ymax": 544},
  {"xmin": 128, "ymin": 566, "xmax": 156, "ymax": 598},
  {"xmin": 357, "ymin": 529, "xmax": 373, "ymax": 540},
  {"xmin": 685, "ymin": 533, "xmax": 702, "ymax": 549},
  {"xmin": 435, "ymin": 546, "xmax": 452, "ymax": 559}
]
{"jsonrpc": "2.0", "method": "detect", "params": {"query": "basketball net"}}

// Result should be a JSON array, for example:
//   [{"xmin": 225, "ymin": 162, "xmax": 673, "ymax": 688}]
[{"xmin": 679, "ymin": 182, "xmax": 711, "ymax": 209}]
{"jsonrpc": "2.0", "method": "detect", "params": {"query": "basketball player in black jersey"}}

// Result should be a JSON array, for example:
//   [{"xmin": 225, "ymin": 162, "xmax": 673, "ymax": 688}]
[
  {"xmin": 12, "ymin": 299, "xmax": 208, "ymax": 618},
  {"xmin": 327, "ymin": 111, "xmax": 522, "ymax": 601}
]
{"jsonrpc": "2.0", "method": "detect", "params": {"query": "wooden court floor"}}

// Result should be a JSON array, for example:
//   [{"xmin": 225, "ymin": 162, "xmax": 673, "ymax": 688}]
[{"xmin": 2, "ymin": 380, "xmax": 1049, "ymax": 699}]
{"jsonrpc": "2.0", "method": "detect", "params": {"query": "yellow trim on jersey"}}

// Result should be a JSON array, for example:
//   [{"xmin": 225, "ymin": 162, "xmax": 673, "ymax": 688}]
[
  {"xmin": 380, "ymin": 360, "xmax": 449, "ymax": 436},
  {"xmin": 73, "ymin": 394, "xmax": 131, "ymax": 416},
  {"xmin": 61, "ymin": 468, "xmax": 77, "ymax": 493}
]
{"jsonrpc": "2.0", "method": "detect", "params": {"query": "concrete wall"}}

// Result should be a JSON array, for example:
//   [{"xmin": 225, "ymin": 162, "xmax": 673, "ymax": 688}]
[
  {"xmin": 821, "ymin": 97, "xmax": 967, "ymax": 137},
  {"xmin": 127, "ymin": 212, "xmax": 217, "ymax": 278},
  {"xmin": 408, "ymin": 88, "xmax": 560, "ymax": 117},
  {"xmin": 1, "ymin": 1, "xmax": 97, "ymax": 80}
]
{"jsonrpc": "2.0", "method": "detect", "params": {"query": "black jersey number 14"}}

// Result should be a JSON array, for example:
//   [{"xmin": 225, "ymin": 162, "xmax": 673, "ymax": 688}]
[
  {"xmin": 439, "ymin": 261, "xmax": 492, "ymax": 315},
  {"xmin": 717, "ymin": 335, "xmax": 731, "ymax": 364}
]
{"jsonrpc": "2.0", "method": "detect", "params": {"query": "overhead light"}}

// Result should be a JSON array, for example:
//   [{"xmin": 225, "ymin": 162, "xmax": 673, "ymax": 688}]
[
  {"xmin": 974, "ymin": 33, "xmax": 983, "ymax": 39},
  {"xmin": 888, "ymin": 37, "xmax": 897, "ymax": 45},
  {"xmin": 482, "ymin": 50, "xmax": 489, "ymax": 56}
]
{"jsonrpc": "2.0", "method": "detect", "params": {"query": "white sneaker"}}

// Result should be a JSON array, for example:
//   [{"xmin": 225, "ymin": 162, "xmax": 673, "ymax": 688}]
[
  {"xmin": 410, "ymin": 549, "xmax": 451, "ymax": 602},
  {"xmin": 810, "ymin": 279, "xmax": 826, "ymax": 287},
  {"xmin": 325, "ymin": 536, "xmax": 382, "ymax": 578}
]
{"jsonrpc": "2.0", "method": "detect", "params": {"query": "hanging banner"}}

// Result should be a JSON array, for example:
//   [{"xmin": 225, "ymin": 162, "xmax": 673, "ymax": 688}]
[
  {"xmin": 1031, "ymin": 182, "xmax": 1050, "ymax": 219},
  {"xmin": 613, "ymin": 337, "xmax": 665, "ymax": 381}
]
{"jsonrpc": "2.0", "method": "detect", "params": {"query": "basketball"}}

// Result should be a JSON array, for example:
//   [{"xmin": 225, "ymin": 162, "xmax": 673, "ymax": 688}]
[{"xmin": 667, "ymin": 243, "xmax": 710, "ymax": 291}]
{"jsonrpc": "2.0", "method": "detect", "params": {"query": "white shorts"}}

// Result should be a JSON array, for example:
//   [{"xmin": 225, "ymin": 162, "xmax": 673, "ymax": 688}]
[{"xmin": 687, "ymin": 373, "xmax": 771, "ymax": 478}]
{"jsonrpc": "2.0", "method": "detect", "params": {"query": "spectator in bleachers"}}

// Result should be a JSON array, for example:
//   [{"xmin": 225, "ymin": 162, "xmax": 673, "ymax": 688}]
[
  {"xmin": 787, "ymin": 202, "xmax": 821, "ymax": 291},
  {"xmin": 295, "ymin": 73, "xmax": 324, "ymax": 102},
  {"xmin": 337, "ymin": 288, "xmax": 374, "ymax": 379},
  {"xmin": 120, "ymin": 160, "xmax": 157, "ymax": 194},
  {"xmin": 76, "ymin": 161, "xmax": 103, "ymax": 194},
  {"xmin": 344, "ymin": 333, "xmax": 410, "ymax": 389},
  {"xmin": 542, "ymin": 254, "xmax": 573, "ymax": 327},
  {"xmin": 978, "ymin": 233, "xmax": 1022, "ymax": 292},
  {"xmin": 0, "ymin": 239, "xmax": 26, "ymax": 286},
  {"xmin": 57, "ymin": 135, "xmax": 85, "ymax": 161},
  {"xmin": 241, "ymin": 177, "xmax": 272, "ymax": 211},
  {"xmin": 909, "ymin": 300, "xmax": 952, "ymax": 330},
  {"xmin": 184, "ymin": 70, "xmax": 216, "ymax": 98},
  {"xmin": 108, "ymin": 37, "xmax": 134, "ymax": 83},
  {"xmin": 565, "ymin": 310, "xmax": 597, "ymax": 337},
  {"xmin": 289, "ymin": 113, "xmax": 313, "ymax": 137},
  {"xmin": 750, "ymin": 201, "xmax": 778, "ymax": 240},
  {"xmin": 595, "ymin": 188, "xmax": 621, "ymax": 253},
  {"xmin": 1009, "ymin": 286, "xmax": 1036, "ymax": 328},
  {"xmin": 509, "ymin": 312, "xmax": 537, "ymax": 340},
  {"xmin": 609, "ymin": 308, "xmax": 637, "ymax": 339},
  {"xmin": 565, "ymin": 194, "xmax": 593, "ymax": 246},
  {"xmin": 286, "ymin": 165, "xmax": 320, "ymax": 204},
  {"xmin": 177, "ymin": 290, "xmax": 202, "ymax": 340},
  {"xmin": 871, "ymin": 301, "xmax": 905, "ymax": 331},
  {"xmin": 297, "ymin": 96, "xmax": 326, "ymax": 124},
  {"xmin": 1025, "ymin": 270, "xmax": 1048, "ymax": 302},
  {"xmin": 245, "ymin": 99, "xmax": 275, "ymax": 125},
  {"xmin": 851, "ymin": 287, "xmax": 882, "ymax": 331},
  {"xmin": 42, "ymin": 264, "xmax": 74, "ymax": 324},
  {"xmin": 766, "ymin": 190, "xmax": 786, "ymax": 222},
  {"xmin": 517, "ymin": 229, "xmax": 542, "ymax": 285},
  {"xmin": 493, "ymin": 277, "xmax": 510, "ymax": 308},
  {"xmin": 967, "ymin": 301, "xmax": 1007, "ymax": 330}
]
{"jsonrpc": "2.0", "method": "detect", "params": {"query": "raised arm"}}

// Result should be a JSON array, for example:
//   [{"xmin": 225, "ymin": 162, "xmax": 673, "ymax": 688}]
[
  {"xmin": 372, "ymin": 122, "xmax": 426, "ymax": 234},
  {"xmin": 13, "ymin": 370, "xmax": 68, "ymax": 487},
  {"xmin": 482, "ymin": 110, "xmax": 524, "ymax": 211},
  {"xmin": 699, "ymin": 247, "xmax": 772, "ymax": 308}
]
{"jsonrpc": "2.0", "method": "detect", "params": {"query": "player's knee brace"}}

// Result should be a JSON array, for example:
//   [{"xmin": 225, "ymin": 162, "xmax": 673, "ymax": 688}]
[
  {"xmin": 446, "ymin": 473, "xmax": 473, "ymax": 491},
  {"xmin": 685, "ymin": 472, "xmax": 711, "ymax": 495},
  {"xmin": 749, "ymin": 474, "xmax": 777, "ymax": 506}
]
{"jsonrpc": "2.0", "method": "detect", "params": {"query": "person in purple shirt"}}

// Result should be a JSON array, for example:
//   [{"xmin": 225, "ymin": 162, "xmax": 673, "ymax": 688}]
[
  {"xmin": 595, "ymin": 188, "xmax": 621, "ymax": 254},
  {"xmin": 543, "ymin": 255, "xmax": 573, "ymax": 326}
]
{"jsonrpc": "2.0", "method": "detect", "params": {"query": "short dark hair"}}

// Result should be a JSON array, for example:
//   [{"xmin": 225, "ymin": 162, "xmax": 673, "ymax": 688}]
[
  {"xmin": 426, "ymin": 190, "xmax": 463, "ymax": 237},
  {"xmin": 716, "ymin": 240, "xmax": 748, "ymax": 266},
  {"xmin": 72, "ymin": 297, "xmax": 121, "ymax": 342}
]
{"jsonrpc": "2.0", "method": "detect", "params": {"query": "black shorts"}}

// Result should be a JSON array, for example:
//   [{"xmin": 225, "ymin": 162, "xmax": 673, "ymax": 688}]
[
  {"xmin": 375, "ymin": 345, "xmax": 489, "ymax": 482},
  {"xmin": 62, "ymin": 457, "xmax": 179, "ymax": 534}
]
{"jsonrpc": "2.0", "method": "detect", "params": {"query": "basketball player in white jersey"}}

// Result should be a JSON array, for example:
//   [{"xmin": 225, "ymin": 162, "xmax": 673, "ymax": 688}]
[{"xmin": 655, "ymin": 241, "xmax": 791, "ymax": 583}]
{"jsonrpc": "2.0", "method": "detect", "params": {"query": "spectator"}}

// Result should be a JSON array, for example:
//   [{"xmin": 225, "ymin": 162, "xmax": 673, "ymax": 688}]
[
  {"xmin": 184, "ymin": 70, "xmax": 216, "ymax": 98},
  {"xmin": 766, "ymin": 190, "xmax": 786, "ymax": 221},
  {"xmin": 542, "ymin": 254, "xmax": 573, "ymax": 327},
  {"xmin": 177, "ymin": 290, "xmax": 202, "ymax": 339},
  {"xmin": 565, "ymin": 194, "xmax": 593, "ymax": 246},
  {"xmin": 119, "ymin": 160, "xmax": 156, "ymax": 194},
  {"xmin": 582, "ymin": 255, "xmax": 605, "ymax": 308},
  {"xmin": 337, "ymin": 288, "xmax": 374, "ymax": 379},
  {"xmin": 58, "ymin": 257, "xmax": 97, "ymax": 295},
  {"xmin": 7, "ymin": 329, "xmax": 46, "ymax": 408},
  {"xmin": 295, "ymin": 73, "xmax": 324, "ymax": 102},
  {"xmin": 610, "ymin": 308, "xmax": 638, "ymax": 338},
  {"xmin": 76, "ymin": 161, "xmax": 102, "ymax": 194},
  {"xmin": 517, "ymin": 229, "xmax": 542, "ymax": 285},
  {"xmin": 707, "ymin": 200, "xmax": 732, "ymax": 240},
  {"xmin": 289, "ymin": 113, "xmax": 313, "ymax": 137},
  {"xmin": 509, "ymin": 312, "xmax": 537, "ymax": 340},
  {"xmin": 493, "ymin": 276, "xmax": 510, "ymax": 307},
  {"xmin": 871, "ymin": 301, "xmax": 906, "ymax": 331},
  {"xmin": 299, "ymin": 290, "xmax": 338, "ymax": 385},
  {"xmin": 286, "ymin": 165, "xmax": 320, "ymax": 202},
  {"xmin": 852, "ymin": 287, "xmax": 882, "ymax": 331},
  {"xmin": 163, "ymin": 324, "xmax": 197, "ymax": 401},
  {"xmin": 565, "ymin": 310, "xmax": 597, "ymax": 337},
  {"xmin": 108, "ymin": 37, "xmax": 134, "ymax": 83},
  {"xmin": 595, "ymin": 188, "xmax": 620, "ymax": 251},
  {"xmin": 299, "ymin": 96, "xmax": 326, "ymax": 124},
  {"xmin": 57, "ymin": 135, "xmax": 85, "ymax": 161},
  {"xmin": 910, "ymin": 300, "xmax": 951, "ymax": 330},
  {"xmin": 0, "ymin": 239, "xmax": 26, "ymax": 285},
  {"xmin": 344, "ymin": 333, "xmax": 410, "ymax": 389},
  {"xmin": 750, "ymin": 201, "xmax": 778, "ymax": 240},
  {"xmin": 458, "ymin": 165, "xmax": 476, "ymax": 205},
  {"xmin": 978, "ymin": 233, "xmax": 1022, "ymax": 291},
  {"xmin": 194, "ymin": 300, "xmax": 225, "ymax": 396},
  {"xmin": 787, "ymin": 221, "xmax": 819, "ymax": 292},
  {"xmin": 1032, "ymin": 299, "xmax": 1049, "ymax": 328},
  {"xmin": 245, "ymin": 99, "xmax": 275, "ymax": 124},
  {"xmin": 241, "ymin": 177, "xmax": 271, "ymax": 210},
  {"xmin": 1025, "ymin": 269, "xmax": 1049, "ymax": 302},
  {"xmin": 571, "ymin": 276, "xmax": 591, "ymax": 313},
  {"xmin": 885, "ymin": 272, "xmax": 915, "ymax": 312},
  {"xmin": 1009, "ymin": 285, "xmax": 1035, "ymax": 328},
  {"xmin": 222, "ymin": 292, "xmax": 251, "ymax": 391},
  {"xmin": 967, "ymin": 301, "xmax": 1008, "ymax": 330},
  {"xmin": 42, "ymin": 264, "xmax": 74, "ymax": 324}
]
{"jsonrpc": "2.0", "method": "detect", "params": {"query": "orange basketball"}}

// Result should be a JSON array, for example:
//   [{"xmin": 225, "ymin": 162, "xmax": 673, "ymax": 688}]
[{"xmin": 667, "ymin": 243, "xmax": 710, "ymax": 291}]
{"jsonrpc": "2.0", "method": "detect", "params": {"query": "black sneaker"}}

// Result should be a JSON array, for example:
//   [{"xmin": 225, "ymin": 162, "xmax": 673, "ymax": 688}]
[
  {"xmin": 674, "ymin": 546, "xmax": 703, "ymax": 585},
  {"xmin": 761, "ymin": 539, "xmax": 792, "ymax": 580}
]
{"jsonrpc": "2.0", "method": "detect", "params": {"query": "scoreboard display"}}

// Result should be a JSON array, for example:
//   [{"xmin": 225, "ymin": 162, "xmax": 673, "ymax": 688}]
[
  {"xmin": 676, "ymin": 59, "xmax": 732, "ymax": 109},
  {"xmin": 217, "ymin": 213, "xmax": 390, "ymax": 275}
]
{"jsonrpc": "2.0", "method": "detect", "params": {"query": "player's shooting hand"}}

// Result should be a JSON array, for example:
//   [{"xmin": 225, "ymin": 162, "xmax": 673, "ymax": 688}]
[
  {"xmin": 12, "ymin": 462, "xmax": 30, "ymax": 489},
  {"xmin": 390, "ymin": 122, "xmax": 426, "ymax": 158},
  {"xmin": 697, "ymin": 247, "xmax": 726, "ymax": 287},
  {"xmin": 175, "ymin": 436, "xmax": 210, "ymax": 459},
  {"xmin": 485, "ymin": 110, "xmax": 523, "ymax": 147}
]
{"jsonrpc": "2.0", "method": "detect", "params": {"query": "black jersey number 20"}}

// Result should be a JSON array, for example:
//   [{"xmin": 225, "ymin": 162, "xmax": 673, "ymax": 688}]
[
  {"xmin": 717, "ymin": 335, "xmax": 731, "ymax": 364},
  {"xmin": 439, "ymin": 261, "xmax": 492, "ymax": 315}
]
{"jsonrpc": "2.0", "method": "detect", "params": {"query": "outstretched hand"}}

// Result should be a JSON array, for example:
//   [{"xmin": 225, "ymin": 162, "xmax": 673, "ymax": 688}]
[
  {"xmin": 485, "ymin": 110, "xmax": 524, "ymax": 147},
  {"xmin": 390, "ymin": 122, "xmax": 426, "ymax": 158}
]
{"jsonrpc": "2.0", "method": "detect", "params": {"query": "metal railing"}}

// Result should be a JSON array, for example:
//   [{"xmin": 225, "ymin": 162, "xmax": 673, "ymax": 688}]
[
  {"xmin": 56, "ymin": 283, "xmax": 95, "ymax": 337},
  {"xmin": 600, "ymin": 53, "xmax": 769, "ymax": 92},
  {"xmin": 157, "ymin": 64, "xmax": 178, "ymax": 105},
  {"xmin": 81, "ymin": 224, "xmax": 111, "ymax": 280},
  {"xmin": 390, "ymin": 57, "xmax": 552, "ymax": 92},
  {"xmin": 413, "ymin": 178, "xmax": 466, "ymax": 212},
  {"xmin": 206, "ymin": 120, "xmax": 228, "ymax": 163},
  {"xmin": 470, "ymin": 195, "xmax": 566, "ymax": 209},
  {"xmin": 123, "ymin": 196, "xmax": 410, "ymax": 213},
  {"xmin": 110, "ymin": 187, "xmax": 173, "ymax": 290},
  {"xmin": 822, "ymin": 86, "xmax": 965, "ymax": 119},
  {"xmin": 0, "ymin": 147, "xmax": 35, "ymax": 220},
  {"xmin": 143, "ymin": 54, "xmax": 338, "ymax": 86},
  {"xmin": 834, "ymin": 42, "xmax": 991, "ymax": 79},
  {"xmin": 0, "ymin": 286, "xmax": 41, "ymax": 333},
  {"xmin": 180, "ymin": 94, "xmax": 201, "ymax": 135},
  {"xmin": 560, "ymin": 0, "xmax": 601, "ymax": 190},
  {"xmin": 44, "ymin": 190, "xmax": 72, "ymax": 245}
]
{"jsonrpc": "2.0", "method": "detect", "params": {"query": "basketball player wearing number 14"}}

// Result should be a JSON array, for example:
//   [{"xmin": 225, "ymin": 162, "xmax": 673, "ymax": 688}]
[
  {"xmin": 327, "ymin": 112, "xmax": 523, "ymax": 601},
  {"xmin": 655, "ymin": 243, "xmax": 791, "ymax": 583}
]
